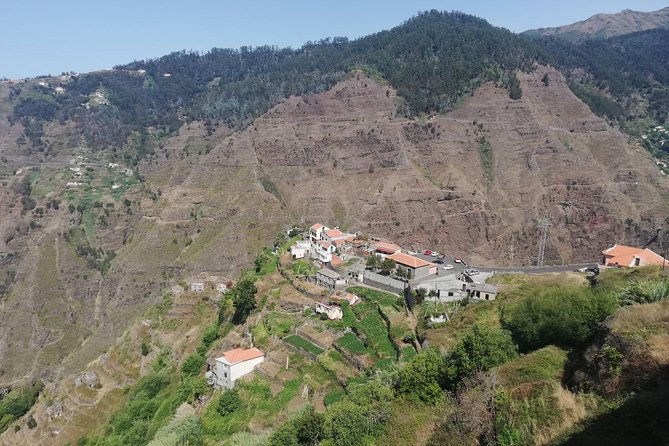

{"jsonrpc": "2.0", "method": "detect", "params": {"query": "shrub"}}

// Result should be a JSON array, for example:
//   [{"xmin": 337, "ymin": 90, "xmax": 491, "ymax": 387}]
[
  {"xmin": 396, "ymin": 348, "xmax": 445, "ymax": 404},
  {"xmin": 181, "ymin": 354, "xmax": 205, "ymax": 376},
  {"xmin": 140, "ymin": 341, "xmax": 150, "ymax": 356},
  {"xmin": 444, "ymin": 324, "xmax": 518, "ymax": 388},
  {"xmin": 217, "ymin": 389, "xmax": 243, "ymax": 417},
  {"xmin": 617, "ymin": 279, "xmax": 669, "ymax": 306},
  {"xmin": 502, "ymin": 285, "xmax": 617, "ymax": 351}
]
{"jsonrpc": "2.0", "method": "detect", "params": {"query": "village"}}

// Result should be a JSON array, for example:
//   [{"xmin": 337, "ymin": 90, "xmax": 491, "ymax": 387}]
[{"xmin": 182, "ymin": 222, "xmax": 669, "ymax": 391}]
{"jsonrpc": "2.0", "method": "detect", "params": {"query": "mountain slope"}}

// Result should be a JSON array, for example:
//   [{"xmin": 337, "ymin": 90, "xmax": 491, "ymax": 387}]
[{"xmin": 524, "ymin": 7, "xmax": 669, "ymax": 41}]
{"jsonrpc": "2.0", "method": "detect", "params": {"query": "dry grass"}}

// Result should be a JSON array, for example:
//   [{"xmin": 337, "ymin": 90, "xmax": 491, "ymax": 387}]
[{"xmin": 608, "ymin": 299, "xmax": 669, "ymax": 337}]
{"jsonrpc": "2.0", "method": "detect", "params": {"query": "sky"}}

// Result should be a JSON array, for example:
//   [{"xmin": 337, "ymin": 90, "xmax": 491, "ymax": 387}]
[{"xmin": 1, "ymin": 0, "xmax": 667, "ymax": 79}]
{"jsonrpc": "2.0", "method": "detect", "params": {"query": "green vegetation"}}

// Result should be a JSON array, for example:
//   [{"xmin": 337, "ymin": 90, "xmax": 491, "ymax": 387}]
[
  {"xmin": 502, "ymin": 285, "xmax": 617, "ymax": 351},
  {"xmin": 284, "ymin": 335, "xmax": 325, "ymax": 355},
  {"xmin": 478, "ymin": 136, "xmax": 493, "ymax": 184},
  {"xmin": 14, "ymin": 11, "xmax": 538, "ymax": 152},
  {"xmin": 228, "ymin": 279, "xmax": 257, "ymax": 324},
  {"xmin": 0, "ymin": 382, "xmax": 43, "ymax": 434},
  {"xmin": 335, "ymin": 332, "xmax": 366, "ymax": 355},
  {"xmin": 443, "ymin": 324, "xmax": 518, "ymax": 387}
]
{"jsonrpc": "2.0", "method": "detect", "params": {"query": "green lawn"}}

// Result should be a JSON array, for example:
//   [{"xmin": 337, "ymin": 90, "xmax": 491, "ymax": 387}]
[
  {"xmin": 347, "ymin": 286, "xmax": 402, "ymax": 309},
  {"xmin": 284, "ymin": 335, "xmax": 324, "ymax": 355}
]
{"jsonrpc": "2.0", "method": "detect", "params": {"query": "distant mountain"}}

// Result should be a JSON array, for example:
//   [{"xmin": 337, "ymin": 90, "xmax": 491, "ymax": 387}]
[{"xmin": 523, "ymin": 7, "xmax": 669, "ymax": 41}]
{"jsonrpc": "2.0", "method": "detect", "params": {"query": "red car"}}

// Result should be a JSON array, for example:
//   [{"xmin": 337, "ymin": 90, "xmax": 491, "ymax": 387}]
[
  {"xmin": 454, "ymin": 256, "xmax": 462, "ymax": 263},
  {"xmin": 424, "ymin": 250, "xmax": 432, "ymax": 255}
]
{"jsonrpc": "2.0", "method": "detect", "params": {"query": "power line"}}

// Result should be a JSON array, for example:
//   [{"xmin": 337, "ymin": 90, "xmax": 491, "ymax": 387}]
[{"xmin": 536, "ymin": 212, "xmax": 552, "ymax": 267}]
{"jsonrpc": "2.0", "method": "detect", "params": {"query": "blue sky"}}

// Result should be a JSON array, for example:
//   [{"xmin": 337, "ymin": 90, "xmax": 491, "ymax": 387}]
[{"xmin": 1, "ymin": 0, "xmax": 666, "ymax": 79}]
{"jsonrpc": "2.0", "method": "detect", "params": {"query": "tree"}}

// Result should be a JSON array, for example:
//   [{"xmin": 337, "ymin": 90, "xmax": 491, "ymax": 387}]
[
  {"xmin": 396, "ymin": 348, "xmax": 446, "ymax": 404},
  {"xmin": 232, "ymin": 278, "xmax": 258, "ymax": 324},
  {"xmin": 380, "ymin": 258, "xmax": 396, "ymax": 274},
  {"xmin": 217, "ymin": 389, "xmax": 243, "ymax": 416},
  {"xmin": 444, "ymin": 324, "xmax": 517, "ymax": 388},
  {"xmin": 366, "ymin": 255, "xmax": 381, "ymax": 271},
  {"xmin": 413, "ymin": 287, "xmax": 428, "ymax": 305}
]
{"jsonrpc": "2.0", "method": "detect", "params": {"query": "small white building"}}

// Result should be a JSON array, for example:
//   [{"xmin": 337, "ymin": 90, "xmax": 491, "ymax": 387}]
[
  {"xmin": 315, "ymin": 302, "xmax": 343, "ymax": 320},
  {"xmin": 291, "ymin": 246, "xmax": 306, "ymax": 259},
  {"xmin": 216, "ymin": 283, "xmax": 229, "ymax": 294},
  {"xmin": 190, "ymin": 282, "xmax": 205, "ymax": 292},
  {"xmin": 206, "ymin": 348, "xmax": 265, "ymax": 389},
  {"xmin": 310, "ymin": 223, "xmax": 328, "ymax": 242}
]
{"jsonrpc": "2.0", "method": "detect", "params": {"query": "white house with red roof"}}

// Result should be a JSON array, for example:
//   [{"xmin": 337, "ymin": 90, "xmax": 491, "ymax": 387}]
[
  {"xmin": 207, "ymin": 347, "xmax": 265, "ymax": 389},
  {"xmin": 310, "ymin": 223, "xmax": 329, "ymax": 242}
]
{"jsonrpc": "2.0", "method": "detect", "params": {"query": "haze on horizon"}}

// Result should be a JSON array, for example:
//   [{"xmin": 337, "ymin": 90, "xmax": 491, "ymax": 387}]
[{"xmin": 1, "ymin": 0, "xmax": 667, "ymax": 79}]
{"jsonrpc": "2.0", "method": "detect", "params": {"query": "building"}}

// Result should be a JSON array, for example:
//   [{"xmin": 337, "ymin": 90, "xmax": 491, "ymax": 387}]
[
  {"xmin": 216, "ymin": 283, "xmax": 229, "ymax": 294},
  {"xmin": 310, "ymin": 223, "xmax": 328, "ymax": 242},
  {"xmin": 190, "ymin": 282, "xmax": 205, "ymax": 292},
  {"xmin": 373, "ymin": 242, "xmax": 402, "ymax": 256},
  {"xmin": 323, "ymin": 228, "xmax": 352, "ymax": 243},
  {"xmin": 315, "ymin": 302, "xmax": 343, "ymax": 320},
  {"xmin": 315, "ymin": 268, "xmax": 346, "ymax": 289},
  {"xmin": 602, "ymin": 244, "xmax": 668, "ymax": 268},
  {"xmin": 312, "ymin": 241, "xmax": 335, "ymax": 263},
  {"xmin": 291, "ymin": 246, "xmax": 306, "ymax": 259},
  {"xmin": 206, "ymin": 348, "xmax": 265, "ymax": 389},
  {"xmin": 467, "ymin": 283, "xmax": 498, "ymax": 301},
  {"xmin": 387, "ymin": 252, "xmax": 437, "ymax": 279}
]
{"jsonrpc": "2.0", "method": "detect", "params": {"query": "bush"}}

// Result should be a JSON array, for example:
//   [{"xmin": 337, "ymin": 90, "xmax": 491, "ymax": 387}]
[
  {"xmin": 217, "ymin": 389, "xmax": 243, "ymax": 417},
  {"xmin": 140, "ymin": 341, "xmax": 150, "ymax": 356},
  {"xmin": 617, "ymin": 279, "xmax": 669, "ymax": 306},
  {"xmin": 181, "ymin": 353, "xmax": 205, "ymax": 376},
  {"xmin": 502, "ymin": 285, "xmax": 617, "ymax": 351},
  {"xmin": 444, "ymin": 324, "xmax": 518, "ymax": 388},
  {"xmin": 396, "ymin": 348, "xmax": 445, "ymax": 404}
]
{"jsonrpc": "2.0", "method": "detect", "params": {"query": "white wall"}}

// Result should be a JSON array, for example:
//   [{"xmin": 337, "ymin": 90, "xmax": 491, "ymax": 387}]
[{"xmin": 213, "ymin": 356, "xmax": 265, "ymax": 389}]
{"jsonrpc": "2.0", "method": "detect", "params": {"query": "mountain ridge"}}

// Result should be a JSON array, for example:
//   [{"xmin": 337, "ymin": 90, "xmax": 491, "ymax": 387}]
[{"xmin": 523, "ymin": 7, "xmax": 669, "ymax": 41}]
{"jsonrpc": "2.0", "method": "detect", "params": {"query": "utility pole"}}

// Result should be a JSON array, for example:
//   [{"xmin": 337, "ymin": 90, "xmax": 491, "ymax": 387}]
[{"xmin": 536, "ymin": 212, "xmax": 552, "ymax": 267}]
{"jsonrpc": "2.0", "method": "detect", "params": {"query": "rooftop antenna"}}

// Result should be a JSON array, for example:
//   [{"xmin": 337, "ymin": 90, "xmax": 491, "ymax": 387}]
[{"xmin": 536, "ymin": 212, "xmax": 552, "ymax": 267}]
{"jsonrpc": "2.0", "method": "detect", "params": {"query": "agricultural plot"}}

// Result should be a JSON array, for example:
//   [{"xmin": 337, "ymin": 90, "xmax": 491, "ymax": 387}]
[
  {"xmin": 284, "ymin": 335, "xmax": 324, "ymax": 355},
  {"xmin": 335, "ymin": 332, "xmax": 367, "ymax": 355}
]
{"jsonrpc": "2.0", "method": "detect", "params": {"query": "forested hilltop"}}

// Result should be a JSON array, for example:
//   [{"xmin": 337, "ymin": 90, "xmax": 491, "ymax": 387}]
[{"xmin": 10, "ymin": 10, "xmax": 538, "ymax": 153}]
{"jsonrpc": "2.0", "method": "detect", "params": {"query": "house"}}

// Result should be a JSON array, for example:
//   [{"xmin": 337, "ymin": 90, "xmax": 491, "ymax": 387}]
[
  {"xmin": 313, "ymin": 241, "xmax": 335, "ymax": 263},
  {"xmin": 190, "ymin": 282, "xmax": 205, "ymax": 292},
  {"xmin": 436, "ymin": 287, "xmax": 468, "ymax": 302},
  {"xmin": 341, "ymin": 292, "xmax": 360, "ymax": 306},
  {"xmin": 387, "ymin": 252, "xmax": 437, "ymax": 279},
  {"xmin": 291, "ymin": 246, "xmax": 306, "ymax": 259},
  {"xmin": 206, "ymin": 348, "xmax": 265, "ymax": 389},
  {"xmin": 310, "ymin": 223, "xmax": 328, "ymax": 242},
  {"xmin": 323, "ymin": 228, "xmax": 352, "ymax": 243},
  {"xmin": 467, "ymin": 283, "xmax": 498, "ymax": 301},
  {"xmin": 373, "ymin": 242, "xmax": 402, "ymax": 256},
  {"xmin": 216, "ymin": 283, "xmax": 229, "ymax": 294},
  {"xmin": 315, "ymin": 302, "xmax": 343, "ymax": 320},
  {"xmin": 315, "ymin": 268, "xmax": 346, "ymax": 289},
  {"xmin": 601, "ymin": 244, "xmax": 668, "ymax": 268}
]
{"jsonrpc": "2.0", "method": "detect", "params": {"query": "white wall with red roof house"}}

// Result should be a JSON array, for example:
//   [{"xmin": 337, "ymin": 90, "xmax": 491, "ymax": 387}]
[
  {"xmin": 309, "ymin": 223, "xmax": 329, "ymax": 242},
  {"xmin": 209, "ymin": 348, "xmax": 265, "ymax": 389}
]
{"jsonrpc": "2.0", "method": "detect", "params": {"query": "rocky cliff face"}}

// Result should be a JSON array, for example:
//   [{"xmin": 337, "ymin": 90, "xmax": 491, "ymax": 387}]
[{"xmin": 0, "ymin": 66, "xmax": 667, "ymax": 384}]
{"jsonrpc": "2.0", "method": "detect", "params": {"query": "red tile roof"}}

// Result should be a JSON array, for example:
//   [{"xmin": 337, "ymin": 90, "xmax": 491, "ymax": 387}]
[
  {"xmin": 330, "ymin": 254, "xmax": 343, "ymax": 267},
  {"xmin": 221, "ymin": 348, "xmax": 265, "ymax": 365},
  {"xmin": 387, "ymin": 252, "xmax": 434, "ymax": 269},
  {"xmin": 602, "ymin": 244, "xmax": 667, "ymax": 267},
  {"xmin": 311, "ymin": 223, "xmax": 324, "ymax": 230},
  {"xmin": 325, "ymin": 228, "xmax": 344, "ymax": 238},
  {"xmin": 375, "ymin": 241, "xmax": 402, "ymax": 254}
]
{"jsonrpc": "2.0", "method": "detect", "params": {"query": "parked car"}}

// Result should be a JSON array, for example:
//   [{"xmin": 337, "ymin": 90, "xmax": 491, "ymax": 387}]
[
  {"xmin": 424, "ymin": 250, "xmax": 432, "ymax": 255},
  {"xmin": 454, "ymin": 256, "xmax": 462, "ymax": 263},
  {"xmin": 431, "ymin": 252, "xmax": 440, "ymax": 257},
  {"xmin": 434, "ymin": 259, "xmax": 444, "ymax": 265},
  {"xmin": 465, "ymin": 268, "xmax": 480, "ymax": 275},
  {"xmin": 443, "ymin": 264, "xmax": 454, "ymax": 270},
  {"xmin": 407, "ymin": 251, "xmax": 419, "ymax": 256}
]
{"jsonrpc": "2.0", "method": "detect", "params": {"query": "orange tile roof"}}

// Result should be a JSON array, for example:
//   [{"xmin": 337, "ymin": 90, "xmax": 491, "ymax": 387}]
[
  {"xmin": 602, "ymin": 244, "xmax": 667, "ymax": 267},
  {"xmin": 319, "ymin": 241, "xmax": 332, "ymax": 250},
  {"xmin": 311, "ymin": 223, "xmax": 324, "ymax": 230},
  {"xmin": 221, "ymin": 348, "xmax": 264, "ymax": 365},
  {"xmin": 325, "ymin": 228, "xmax": 344, "ymax": 237},
  {"xmin": 387, "ymin": 252, "xmax": 434, "ymax": 268},
  {"xmin": 330, "ymin": 254, "xmax": 343, "ymax": 266},
  {"xmin": 375, "ymin": 241, "xmax": 402, "ymax": 254},
  {"xmin": 334, "ymin": 239, "xmax": 350, "ymax": 246}
]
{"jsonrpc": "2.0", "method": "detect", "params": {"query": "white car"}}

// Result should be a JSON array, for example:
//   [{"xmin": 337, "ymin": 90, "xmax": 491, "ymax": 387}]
[
  {"xmin": 407, "ymin": 251, "xmax": 419, "ymax": 256},
  {"xmin": 431, "ymin": 252, "xmax": 440, "ymax": 257},
  {"xmin": 442, "ymin": 264, "xmax": 454, "ymax": 270}
]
